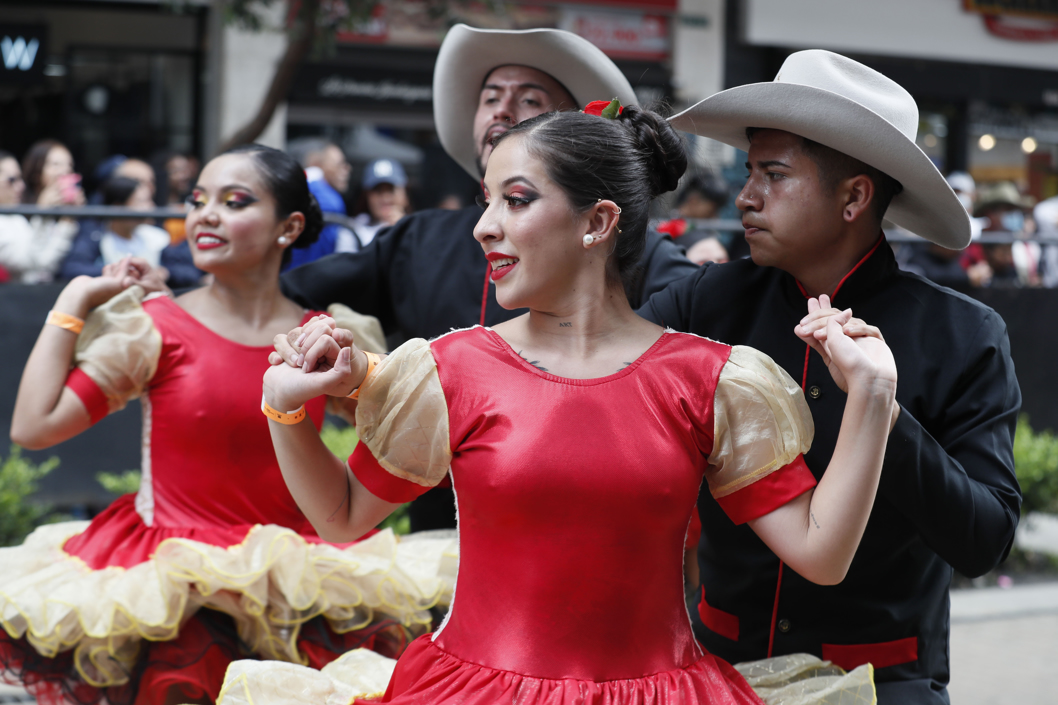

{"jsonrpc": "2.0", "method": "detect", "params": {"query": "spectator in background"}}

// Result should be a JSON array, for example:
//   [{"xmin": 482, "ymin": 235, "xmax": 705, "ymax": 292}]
[
  {"xmin": 21, "ymin": 139, "xmax": 85, "ymax": 207},
  {"xmin": 657, "ymin": 172, "xmax": 736, "ymax": 265},
  {"xmin": 0, "ymin": 151, "xmax": 78, "ymax": 283},
  {"xmin": 286, "ymin": 138, "xmax": 354, "ymax": 268},
  {"xmin": 60, "ymin": 175, "xmax": 202, "ymax": 287},
  {"xmin": 151, "ymin": 150, "xmax": 200, "ymax": 244},
  {"xmin": 900, "ymin": 171, "xmax": 992, "ymax": 289},
  {"xmin": 1035, "ymin": 195, "xmax": 1058, "ymax": 288},
  {"xmin": 113, "ymin": 157, "xmax": 156, "ymax": 199},
  {"xmin": 350, "ymin": 158, "xmax": 411, "ymax": 249},
  {"xmin": 975, "ymin": 181, "xmax": 1037, "ymax": 286},
  {"xmin": 156, "ymin": 151, "xmax": 198, "ymax": 206}
]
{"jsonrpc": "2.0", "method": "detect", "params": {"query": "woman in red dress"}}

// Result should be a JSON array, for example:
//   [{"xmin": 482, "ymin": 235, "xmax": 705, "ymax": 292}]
[
  {"xmin": 257, "ymin": 105, "xmax": 898, "ymax": 704},
  {"xmin": 1, "ymin": 146, "xmax": 446, "ymax": 705}
]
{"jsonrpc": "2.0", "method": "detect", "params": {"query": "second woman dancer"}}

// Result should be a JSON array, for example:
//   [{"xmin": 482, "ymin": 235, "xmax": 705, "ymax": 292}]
[{"xmin": 1, "ymin": 145, "xmax": 447, "ymax": 705}]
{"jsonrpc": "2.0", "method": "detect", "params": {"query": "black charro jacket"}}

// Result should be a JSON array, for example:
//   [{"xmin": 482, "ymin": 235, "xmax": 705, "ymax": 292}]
[
  {"xmin": 281, "ymin": 204, "xmax": 698, "ymax": 341},
  {"xmin": 639, "ymin": 238, "xmax": 1021, "ymax": 704}
]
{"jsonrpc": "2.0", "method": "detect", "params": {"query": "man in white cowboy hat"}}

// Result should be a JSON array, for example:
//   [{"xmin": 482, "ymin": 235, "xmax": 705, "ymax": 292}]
[
  {"xmin": 281, "ymin": 24, "xmax": 697, "ymax": 529},
  {"xmin": 641, "ymin": 50, "xmax": 1021, "ymax": 703}
]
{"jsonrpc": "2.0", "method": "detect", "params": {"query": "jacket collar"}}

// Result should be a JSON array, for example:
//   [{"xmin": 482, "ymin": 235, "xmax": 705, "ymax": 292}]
[{"xmin": 783, "ymin": 233, "xmax": 897, "ymax": 308}]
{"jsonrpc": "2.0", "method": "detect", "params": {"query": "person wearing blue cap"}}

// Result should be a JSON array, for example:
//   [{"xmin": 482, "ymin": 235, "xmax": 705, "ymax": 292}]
[{"xmin": 351, "ymin": 158, "xmax": 410, "ymax": 248}]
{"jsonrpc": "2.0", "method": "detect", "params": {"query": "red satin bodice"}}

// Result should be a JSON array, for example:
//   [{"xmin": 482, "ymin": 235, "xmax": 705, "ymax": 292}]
[{"xmin": 429, "ymin": 328, "xmax": 731, "ymax": 680}]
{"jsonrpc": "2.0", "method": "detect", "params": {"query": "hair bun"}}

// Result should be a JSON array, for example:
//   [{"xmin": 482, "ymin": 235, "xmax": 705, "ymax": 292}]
[
  {"xmin": 296, "ymin": 192, "xmax": 325, "ymax": 248},
  {"xmin": 617, "ymin": 105, "xmax": 687, "ymax": 198}
]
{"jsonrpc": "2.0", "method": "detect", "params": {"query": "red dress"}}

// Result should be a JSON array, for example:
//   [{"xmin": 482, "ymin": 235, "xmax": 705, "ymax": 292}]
[
  {"xmin": 0, "ymin": 291, "xmax": 448, "ymax": 705},
  {"xmin": 346, "ymin": 327, "xmax": 820, "ymax": 704}
]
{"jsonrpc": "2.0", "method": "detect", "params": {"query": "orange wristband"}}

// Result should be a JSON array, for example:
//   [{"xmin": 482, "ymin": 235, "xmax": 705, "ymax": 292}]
[
  {"xmin": 348, "ymin": 351, "xmax": 382, "ymax": 400},
  {"xmin": 47, "ymin": 310, "xmax": 85, "ymax": 335},
  {"xmin": 261, "ymin": 395, "xmax": 306, "ymax": 425}
]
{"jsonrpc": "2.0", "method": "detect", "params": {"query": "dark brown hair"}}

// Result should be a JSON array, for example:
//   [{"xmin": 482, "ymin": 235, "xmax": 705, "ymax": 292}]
[
  {"xmin": 21, "ymin": 139, "xmax": 64, "ymax": 203},
  {"xmin": 494, "ymin": 106, "xmax": 687, "ymax": 287}
]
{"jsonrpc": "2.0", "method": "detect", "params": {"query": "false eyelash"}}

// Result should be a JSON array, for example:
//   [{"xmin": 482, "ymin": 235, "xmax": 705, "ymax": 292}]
[
  {"xmin": 475, "ymin": 195, "xmax": 489, "ymax": 209},
  {"xmin": 504, "ymin": 195, "xmax": 532, "ymax": 207}
]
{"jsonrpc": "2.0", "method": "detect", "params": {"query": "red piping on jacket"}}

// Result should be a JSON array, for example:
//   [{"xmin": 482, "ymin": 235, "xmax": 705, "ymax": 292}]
[{"xmin": 767, "ymin": 234, "xmax": 883, "ymax": 658}]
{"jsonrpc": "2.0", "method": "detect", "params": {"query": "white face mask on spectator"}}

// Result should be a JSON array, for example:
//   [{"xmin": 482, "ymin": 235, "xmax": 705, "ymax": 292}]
[{"xmin": 1000, "ymin": 210, "xmax": 1025, "ymax": 233}]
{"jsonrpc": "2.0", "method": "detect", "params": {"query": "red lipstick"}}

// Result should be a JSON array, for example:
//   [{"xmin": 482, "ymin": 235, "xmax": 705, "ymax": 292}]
[{"xmin": 486, "ymin": 251, "xmax": 519, "ymax": 282}]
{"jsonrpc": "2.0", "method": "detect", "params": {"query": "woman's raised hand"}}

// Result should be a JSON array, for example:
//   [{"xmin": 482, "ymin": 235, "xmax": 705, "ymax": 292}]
[
  {"xmin": 264, "ymin": 316, "xmax": 369, "ymax": 409},
  {"xmin": 795, "ymin": 295, "xmax": 896, "ymax": 396},
  {"xmin": 101, "ymin": 256, "xmax": 171, "ymax": 296},
  {"xmin": 269, "ymin": 316, "xmax": 356, "ymax": 369}
]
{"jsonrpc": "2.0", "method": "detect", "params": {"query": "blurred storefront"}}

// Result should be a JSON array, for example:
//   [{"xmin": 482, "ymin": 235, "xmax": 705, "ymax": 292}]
[
  {"xmin": 0, "ymin": 1, "xmax": 208, "ymax": 190},
  {"xmin": 726, "ymin": 0, "xmax": 1058, "ymax": 202},
  {"xmin": 283, "ymin": 0, "xmax": 681, "ymax": 210}
]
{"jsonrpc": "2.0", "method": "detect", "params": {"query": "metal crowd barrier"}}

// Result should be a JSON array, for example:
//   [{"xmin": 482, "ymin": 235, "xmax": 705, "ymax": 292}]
[{"xmin": 0, "ymin": 205, "xmax": 1052, "ymax": 246}]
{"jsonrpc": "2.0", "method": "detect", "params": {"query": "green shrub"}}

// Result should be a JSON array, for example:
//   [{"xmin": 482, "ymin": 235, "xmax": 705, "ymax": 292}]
[
  {"xmin": 320, "ymin": 422, "xmax": 410, "ymax": 535},
  {"xmin": 0, "ymin": 446, "xmax": 60, "ymax": 547},
  {"xmin": 321, "ymin": 422, "xmax": 361, "ymax": 460},
  {"xmin": 1014, "ymin": 415, "xmax": 1058, "ymax": 515},
  {"xmin": 97, "ymin": 470, "xmax": 142, "ymax": 495}
]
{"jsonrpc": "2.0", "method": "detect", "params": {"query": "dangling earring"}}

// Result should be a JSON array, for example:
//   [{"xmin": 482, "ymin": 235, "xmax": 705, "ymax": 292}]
[
  {"xmin": 278, "ymin": 236, "xmax": 289, "ymax": 246},
  {"xmin": 582, "ymin": 234, "xmax": 594, "ymax": 247}
]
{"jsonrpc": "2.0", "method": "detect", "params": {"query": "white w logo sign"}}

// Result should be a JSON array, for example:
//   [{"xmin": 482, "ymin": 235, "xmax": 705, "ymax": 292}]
[{"xmin": 1, "ymin": 36, "xmax": 40, "ymax": 71}]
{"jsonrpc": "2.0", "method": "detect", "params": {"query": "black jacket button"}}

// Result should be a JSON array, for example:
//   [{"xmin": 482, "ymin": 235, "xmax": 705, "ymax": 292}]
[
  {"xmin": 778, "ymin": 618, "xmax": 792, "ymax": 633},
  {"xmin": 808, "ymin": 386, "xmax": 821, "ymax": 400}
]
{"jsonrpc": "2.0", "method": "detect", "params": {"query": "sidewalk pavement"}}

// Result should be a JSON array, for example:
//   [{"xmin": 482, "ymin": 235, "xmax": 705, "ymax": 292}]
[{"xmin": 1015, "ymin": 512, "xmax": 1058, "ymax": 556}]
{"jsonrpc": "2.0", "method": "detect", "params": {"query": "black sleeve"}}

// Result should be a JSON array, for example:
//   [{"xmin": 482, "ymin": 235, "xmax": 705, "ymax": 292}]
[
  {"xmin": 636, "ymin": 261, "xmax": 709, "ymax": 329},
  {"xmin": 633, "ymin": 231, "xmax": 699, "ymax": 307},
  {"xmin": 160, "ymin": 241, "xmax": 204, "ymax": 289},
  {"xmin": 280, "ymin": 217, "xmax": 404, "ymax": 333},
  {"xmin": 880, "ymin": 310, "xmax": 1022, "ymax": 577},
  {"xmin": 59, "ymin": 225, "xmax": 103, "ymax": 280}
]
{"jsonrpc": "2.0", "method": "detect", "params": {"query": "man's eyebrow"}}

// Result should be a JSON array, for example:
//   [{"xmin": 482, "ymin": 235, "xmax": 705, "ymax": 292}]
[
  {"xmin": 756, "ymin": 160, "xmax": 792, "ymax": 169},
  {"xmin": 482, "ymin": 82, "xmax": 551, "ymax": 94}
]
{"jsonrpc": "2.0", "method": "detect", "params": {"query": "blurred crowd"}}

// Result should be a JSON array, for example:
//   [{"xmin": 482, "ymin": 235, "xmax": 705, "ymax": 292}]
[
  {"xmin": 897, "ymin": 172, "xmax": 1058, "ymax": 290},
  {"xmin": 2, "ymin": 135, "xmax": 1056, "ymax": 291},
  {"xmin": 0, "ymin": 138, "xmax": 418, "ymax": 287}
]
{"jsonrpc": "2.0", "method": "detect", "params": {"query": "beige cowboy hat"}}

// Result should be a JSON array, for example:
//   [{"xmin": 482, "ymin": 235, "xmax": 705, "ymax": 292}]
[
  {"xmin": 433, "ymin": 24, "xmax": 638, "ymax": 179},
  {"xmin": 974, "ymin": 181, "xmax": 1035, "ymax": 217},
  {"xmin": 670, "ymin": 50, "xmax": 971, "ymax": 249}
]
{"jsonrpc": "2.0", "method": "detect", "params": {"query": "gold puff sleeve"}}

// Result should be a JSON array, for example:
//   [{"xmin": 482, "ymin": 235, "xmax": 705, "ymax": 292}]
[
  {"xmin": 353, "ymin": 338, "xmax": 452, "ymax": 493},
  {"xmin": 705, "ymin": 345, "xmax": 815, "ymax": 506},
  {"xmin": 73, "ymin": 286, "xmax": 163, "ymax": 414}
]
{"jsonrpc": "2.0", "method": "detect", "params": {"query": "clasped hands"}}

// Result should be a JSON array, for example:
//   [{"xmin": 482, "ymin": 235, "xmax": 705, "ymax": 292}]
[
  {"xmin": 794, "ymin": 294, "xmax": 899, "ymax": 429},
  {"xmin": 262, "ymin": 316, "xmax": 369, "ymax": 411}
]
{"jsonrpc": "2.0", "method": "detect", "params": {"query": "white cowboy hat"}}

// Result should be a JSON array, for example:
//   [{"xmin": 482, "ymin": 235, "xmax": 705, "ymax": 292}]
[
  {"xmin": 433, "ymin": 24, "xmax": 638, "ymax": 179},
  {"xmin": 670, "ymin": 50, "xmax": 970, "ymax": 249}
]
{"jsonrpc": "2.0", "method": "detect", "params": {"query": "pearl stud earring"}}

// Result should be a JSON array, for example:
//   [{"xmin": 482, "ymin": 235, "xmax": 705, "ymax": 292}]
[
  {"xmin": 278, "ymin": 236, "xmax": 289, "ymax": 245},
  {"xmin": 583, "ymin": 234, "xmax": 594, "ymax": 247}
]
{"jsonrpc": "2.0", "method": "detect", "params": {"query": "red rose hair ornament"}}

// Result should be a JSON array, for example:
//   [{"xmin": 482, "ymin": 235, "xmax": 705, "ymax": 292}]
[{"xmin": 583, "ymin": 98, "xmax": 623, "ymax": 119}]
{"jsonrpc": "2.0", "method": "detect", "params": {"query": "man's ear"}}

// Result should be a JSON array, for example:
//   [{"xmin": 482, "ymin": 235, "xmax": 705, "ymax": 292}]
[
  {"xmin": 583, "ymin": 200, "xmax": 621, "ymax": 249},
  {"xmin": 841, "ymin": 174, "xmax": 876, "ymax": 224}
]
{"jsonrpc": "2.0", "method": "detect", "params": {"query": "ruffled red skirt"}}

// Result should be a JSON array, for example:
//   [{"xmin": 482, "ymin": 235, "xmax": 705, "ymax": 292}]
[{"xmin": 365, "ymin": 635, "xmax": 764, "ymax": 705}]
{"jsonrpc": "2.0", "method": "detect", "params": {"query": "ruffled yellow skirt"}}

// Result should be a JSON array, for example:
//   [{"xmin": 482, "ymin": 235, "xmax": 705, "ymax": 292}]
[{"xmin": 0, "ymin": 519, "xmax": 457, "ymax": 691}]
